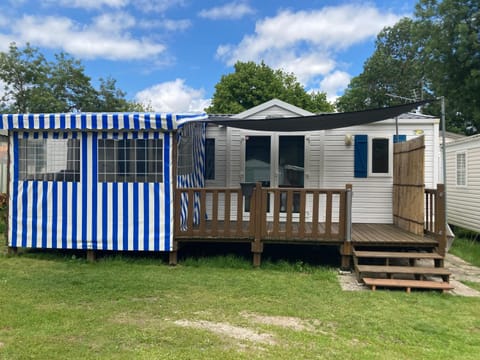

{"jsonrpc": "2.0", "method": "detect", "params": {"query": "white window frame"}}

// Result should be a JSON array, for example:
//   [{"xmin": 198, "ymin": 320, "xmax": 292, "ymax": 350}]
[
  {"xmin": 368, "ymin": 136, "xmax": 393, "ymax": 177},
  {"xmin": 456, "ymin": 151, "xmax": 467, "ymax": 187}
]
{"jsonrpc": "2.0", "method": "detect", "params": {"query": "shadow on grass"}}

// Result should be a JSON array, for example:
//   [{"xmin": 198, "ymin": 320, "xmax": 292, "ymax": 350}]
[{"xmin": 3, "ymin": 241, "xmax": 342, "ymax": 272}]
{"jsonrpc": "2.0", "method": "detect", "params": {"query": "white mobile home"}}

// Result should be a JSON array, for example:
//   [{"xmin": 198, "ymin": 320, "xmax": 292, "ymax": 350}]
[
  {"xmin": 2, "ymin": 102, "xmax": 450, "ymax": 285},
  {"xmin": 445, "ymin": 134, "xmax": 480, "ymax": 233},
  {"xmin": 204, "ymin": 99, "xmax": 440, "ymax": 224}
]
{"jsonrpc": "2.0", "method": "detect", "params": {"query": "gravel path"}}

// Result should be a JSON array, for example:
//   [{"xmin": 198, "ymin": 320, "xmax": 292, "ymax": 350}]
[{"xmin": 445, "ymin": 253, "xmax": 480, "ymax": 297}]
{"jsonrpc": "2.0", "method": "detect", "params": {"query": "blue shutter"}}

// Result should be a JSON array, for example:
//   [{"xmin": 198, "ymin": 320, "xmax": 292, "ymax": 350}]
[
  {"xmin": 393, "ymin": 134, "xmax": 406, "ymax": 143},
  {"xmin": 354, "ymin": 135, "xmax": 368, "ymax": 178}
]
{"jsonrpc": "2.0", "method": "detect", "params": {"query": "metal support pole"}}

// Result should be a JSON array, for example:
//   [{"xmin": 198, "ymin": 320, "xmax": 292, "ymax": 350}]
[{"xmin": 440, "ymin": 96, "xmax": 448, "ymax": 224}]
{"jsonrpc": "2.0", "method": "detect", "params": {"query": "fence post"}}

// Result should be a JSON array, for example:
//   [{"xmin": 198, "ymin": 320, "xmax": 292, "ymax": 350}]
[{"xmin": 252, "ymin": 182, "xmax": 263, "ymax": 267}]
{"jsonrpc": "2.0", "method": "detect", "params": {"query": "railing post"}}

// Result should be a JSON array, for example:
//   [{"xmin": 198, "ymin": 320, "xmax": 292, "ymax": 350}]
[
  {"xmin": 345, "ymin": 184, "xmax": 353, "ymax": 242},
  {"xmin": 436, "ymin": 184, "xmax": 447, "ymax": 256},
  {"xmin": 340, "ymin": 184, "xmax": 353, "ymax": 270},
  {"xmin": 252, "ymin": 182, "xmax": 263, "ymax": 267}
]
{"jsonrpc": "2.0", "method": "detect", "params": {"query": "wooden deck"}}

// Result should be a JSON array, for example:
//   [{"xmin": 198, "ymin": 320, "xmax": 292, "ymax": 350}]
[
  {"xmin": 351, "ymin": 223, "xmax": 437, "ymax": 246},
  {"xmin": 171, "ymin": 184, "xmax": 446, "ymax": 267},
  {"xmin": 175, "ymin": 222, "xmax": 437, "ymax": 246}
]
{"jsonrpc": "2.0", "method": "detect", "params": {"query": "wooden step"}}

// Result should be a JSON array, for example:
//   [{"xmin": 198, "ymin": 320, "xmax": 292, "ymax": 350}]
[
  {"xmin": 356, "ymin": 265, "xmax": 451, "ymax": 282},
  {"xmin": 363, "ymin": 277, "xmax": 454, "ymax": 293},
  {"xmin": 353, "ymin": 250, "xmax": 443, "ymax": 260}
]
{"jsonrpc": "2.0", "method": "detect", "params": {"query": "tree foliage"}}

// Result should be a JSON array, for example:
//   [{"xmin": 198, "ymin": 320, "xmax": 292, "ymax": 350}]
[
  {"xmin": 337, "ymin": 18, "xmax": 426, "ymax": 112},
  {"xmin": 0, "ymin": 43, "xmax": 143, "ymax": 113},
  {"xmin": 206, "ymin": 61, "xmax": 334, "ymax": 114},
  {"xmin": 336, "ymin": 0, "xmax": 480, "ymax": 133},
  {"xmin": 416, "ymin": 0, "xmax": 480, "ymax": 133}
]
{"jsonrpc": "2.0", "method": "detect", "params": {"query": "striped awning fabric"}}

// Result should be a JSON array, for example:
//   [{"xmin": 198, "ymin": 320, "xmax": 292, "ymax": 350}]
[{"xmin": 0, "ymin": 112, "xmax": 208, "ymax": 131}]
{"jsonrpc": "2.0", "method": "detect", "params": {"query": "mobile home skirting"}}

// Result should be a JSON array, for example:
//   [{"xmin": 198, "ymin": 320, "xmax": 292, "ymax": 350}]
[{"xmin": 9, "ymin": 130, "xmax": 174, "ymax": 251}]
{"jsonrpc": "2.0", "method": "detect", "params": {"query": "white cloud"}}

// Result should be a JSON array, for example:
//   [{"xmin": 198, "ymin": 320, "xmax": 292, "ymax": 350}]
[
  {"xmin": 92, "ymin": 12, "xmax": 136, "ymax": 33},
  {"xmin": 133, "ymin": 0, "xmax": 186, "ymax": 13},
  {"xmin": 216, "ymin": 4, "xmax": 404, "ymax": 97},
  {"xmin": 274, "ymin": 52, "xmax": 336, "ymax": 84},
  {"xmin": 43, "ymin": 0, "xmax": 185, "ymax": 13},
  {"xmin": 199, "ymin": 1, "xmax": 254, "ymax": 20},
  {"xmin": 160, "ymin": 19, "xmax": 191, "ymax": 31},
  {"xmin": 218, "ymin": 4, "xmax": 403, "ymax": 64},
  {"xmin": 318, "ymin": 71, "xmax": 352, "ymax": 102},
  {"xmin": 135, "ymin": 79, "xmax": 211, "ymax": 113},
  {"xmin": 0, "ymin": 13, "xmax": 8, "ymax": 27},
  {"xmin": 49, "ymin": 0, "xmax": 129, "ymax": 9},
  {"xmin": 12, "ymin": 15, "xmax": 165, "ymax": 60},
  {"xmin": 0, "ymin": 34, "xmax": 16, "ymax": 52}
]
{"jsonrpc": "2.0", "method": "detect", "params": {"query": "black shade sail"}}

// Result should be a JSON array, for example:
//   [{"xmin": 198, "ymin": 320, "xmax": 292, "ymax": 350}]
[{"xmin": 206, "ymin": 100, "xmax": 433, "ymax": 132}]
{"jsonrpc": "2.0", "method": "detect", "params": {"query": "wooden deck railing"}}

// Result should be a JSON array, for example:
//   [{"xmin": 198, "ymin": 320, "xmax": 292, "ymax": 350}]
[
  {"xmin": 424, "ymin": 184, "xmax": 447, "ymax": 256},
  {"xmin": 260, "ymin": 187, "xmax": 347, "ymax": 241},
  {"xmin": 174, "ymin": 188, "xmax": 254, "ymax": 239},
  {"xmin": 174, "ymin": 184, "xmax": 350, "ymax": 243}
]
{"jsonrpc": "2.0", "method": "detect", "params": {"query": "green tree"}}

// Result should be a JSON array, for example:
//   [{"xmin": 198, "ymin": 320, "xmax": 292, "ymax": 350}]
[
  {"xmin": 336, "ymin": 18, "xmax": 427, "ymax": 112},
  {"xmin": 0, "ymin": 43, "xmax": 49, "ymax": 113},
  {"xmin": 337, "ymin": 0, "xmax": 480, "ymax": 133},
  {"xmin": 415, "ymin": 0, "xmax": 480, "ymax": 132},
  {"xmin": 0, "ymin": 42, "xmax": 141, "ymax": 113},
  {"xmin": 46, "ymin": 52, "xmax": 97, "ymax": 113},
  {"xmin": 206, "ymin": 61, "xmax": 333, "ymax": 114}
]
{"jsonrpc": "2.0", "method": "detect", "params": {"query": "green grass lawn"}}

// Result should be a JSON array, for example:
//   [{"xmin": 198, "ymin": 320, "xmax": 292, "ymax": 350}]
[
  {"xmin": 1, "ymin": 247, "xmax": 479, "ymax": 360},
  {"xmin": 450, "ymin": 236, "xmax": 480, "ymax": 268}
]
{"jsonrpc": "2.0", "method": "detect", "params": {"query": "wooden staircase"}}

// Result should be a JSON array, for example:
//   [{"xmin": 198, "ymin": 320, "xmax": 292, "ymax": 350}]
[{"xmin": 353, "ymin": 248, "xmax": 453, "ymax": 293}]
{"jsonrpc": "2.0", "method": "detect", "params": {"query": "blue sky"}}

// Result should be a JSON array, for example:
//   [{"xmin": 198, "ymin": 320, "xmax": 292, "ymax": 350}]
[{"xmin": 0, "ymin": 0, "xmax": 417, "ymax": 112}]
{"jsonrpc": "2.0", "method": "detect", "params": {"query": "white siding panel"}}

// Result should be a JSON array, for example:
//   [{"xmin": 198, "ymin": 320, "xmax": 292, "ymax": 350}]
[
  {"xmin": 324, "ymin": 121, "xmax": 437, "ymax": 223},
  {"xmin": 205, "ymin": 125, "xmax": 227, "ymax": 187},
  {"xmin": 446, "ymin": 139, "xmax": 480, "ymax": 232}
]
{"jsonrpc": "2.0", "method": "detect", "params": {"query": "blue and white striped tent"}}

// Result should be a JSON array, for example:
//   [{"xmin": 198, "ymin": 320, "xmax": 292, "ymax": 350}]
[{"xmin": 0, "ymin": 112, "xmax": 207, "ymax": 252}]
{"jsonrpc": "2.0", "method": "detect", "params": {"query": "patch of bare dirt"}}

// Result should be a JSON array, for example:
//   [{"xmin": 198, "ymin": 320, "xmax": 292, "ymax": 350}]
[
  {"xmin": 337, "ymin": 270, "xmax": 366, "ymax": 291},
  {"xmin": 174, "ymin": 319, "xmax": 276, "ymax": 345},
  {"xmin": 240, "ymin": 311, "xmax": 315, "ymax": 331}
]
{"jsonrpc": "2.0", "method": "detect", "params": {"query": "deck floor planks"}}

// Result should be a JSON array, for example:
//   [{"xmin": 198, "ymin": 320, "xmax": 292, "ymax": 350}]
[
  {"xmin": 351, "ymin": 223, "xmax": 437, "ymax": 245},
  {"xmin": 176, "ymin": 221, "xmax": 437, "ymax": 246}
]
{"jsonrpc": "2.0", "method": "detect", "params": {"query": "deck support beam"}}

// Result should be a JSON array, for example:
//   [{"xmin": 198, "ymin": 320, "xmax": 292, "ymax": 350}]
[
  {"xmin": 169, "ymin": 240, "xmax": 179, "ymax": 266},
  {"xmin": 86, "ymin": 250, "xmax": 96, "ymax": 262},
  {"xmin": 7, "ymin": 246, "xmax": 17, "ymax": 256},
  {"xmin": 340, "ymin": 242, "xmax": 353, "ymax": 270},
  {"xmin": 251, "ymin": 241, "xmax": 263, "ymax": 267},
  {"xmin": 252, "ymin": 182, "xmax": 264, "ymax": 267}
]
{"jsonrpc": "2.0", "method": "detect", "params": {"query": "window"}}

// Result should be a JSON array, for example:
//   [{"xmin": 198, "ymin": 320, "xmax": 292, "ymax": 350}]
[
  {"xmin": 456, "ymin": 152, "xmax": 466, "ymax": 186},
  {"xmin": 177, "ymin": 135, "xmax": 193, "ymax": 175},
  {"xmin": 18, "ymin": 138, "xmax": 80, "ymax": 181},
  {"xmin": 205, "ymin": 138, "xmax": 215, "ymax": 180},
  {"xmin": 371, "ymin": 138, "xmax": 390, "ymax": 174},
  {"xmin": 98, "ymin": 139, "xmax": 163, "ymax": 183},
  {"xmin": 279, "ymin": 136, "xmax": 304, "ymax": 213}
]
